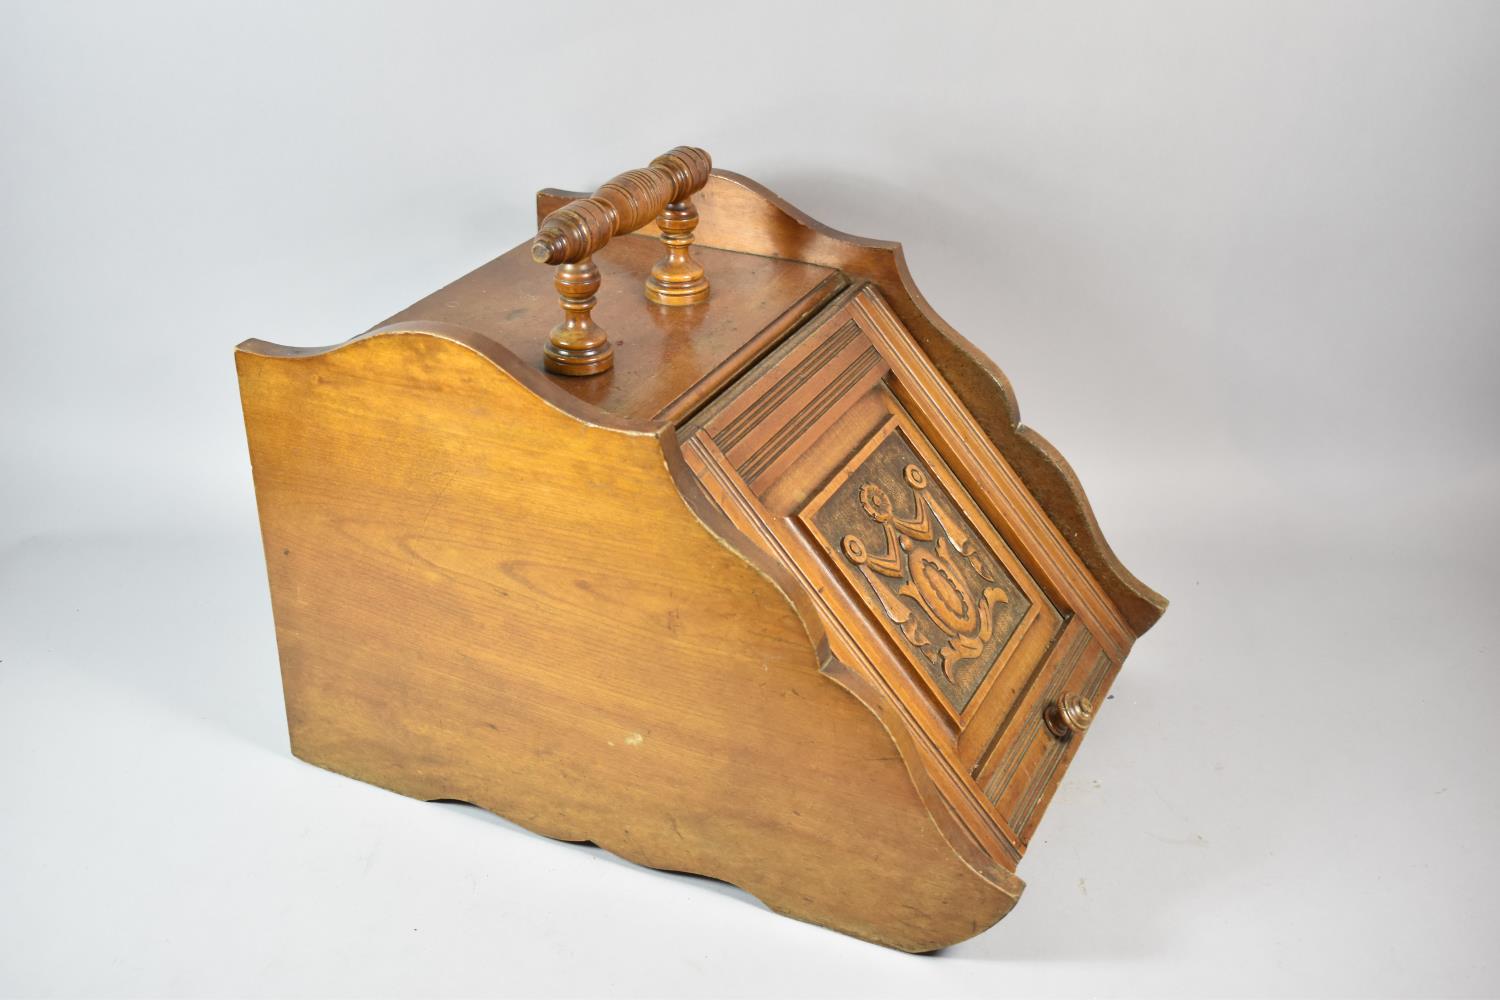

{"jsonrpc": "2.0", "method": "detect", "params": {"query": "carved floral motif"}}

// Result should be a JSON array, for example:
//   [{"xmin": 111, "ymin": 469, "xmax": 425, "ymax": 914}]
[
  {"xmin": 810, "ymin": 428, "xmax": 1030, "ymax": 713},
  {"xmin": 841, "ymin": 462, "xmax": 1012, "ymax": 680}
]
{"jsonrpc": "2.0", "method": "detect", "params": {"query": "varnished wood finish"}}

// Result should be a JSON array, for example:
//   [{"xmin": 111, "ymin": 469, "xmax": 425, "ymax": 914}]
[
  {"xmin": 532, "ymin": 147, "xmax": 711, "ymax": 266},
  {"xmin": 680, "ymin": 283, "xmax": 1133, "ymax": 865},
  {"xmin": 376, "ymin": 235, "xmax": 845, "ymax": 424},
  {"xmin": 978, "ymin": 618, "xmax": 1117, "ymax": 848},
  {"xmin": 541, "ymin": 172, "xmax": 1168, "ymax": 635},
  {"xmin": 236, "ymin": 327, "xmax": 1021, "ymax": 952},
  {"xmin": 534, "ymin": 147, "xmax": 712, "ymax": 371},
  {"xmin": 803, "ymin": 421, "xmax": 1037, "ymax": 716},
  {"xmin": 239, "ymin": 163, "xmax": 1165, "ymax": 952}
]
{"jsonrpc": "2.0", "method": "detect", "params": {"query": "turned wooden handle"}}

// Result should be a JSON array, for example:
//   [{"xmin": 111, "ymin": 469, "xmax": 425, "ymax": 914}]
[
  {"xmin": 533, "ymin": 146, "xmax": 712, "ymax": 376},
  {"xmin": 531, "ymin": 146, "xmax": 712, "ymax": 265}
]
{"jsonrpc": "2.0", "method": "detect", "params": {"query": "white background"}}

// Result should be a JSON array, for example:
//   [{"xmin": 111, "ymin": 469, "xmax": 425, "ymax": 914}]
[{"xmin": 3, "ymin": 2, "xmax": 1498, "ymax": 997}]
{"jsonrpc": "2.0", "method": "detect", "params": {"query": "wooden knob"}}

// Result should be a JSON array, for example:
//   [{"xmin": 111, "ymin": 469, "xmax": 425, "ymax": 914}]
[
  {"xmin": 1043, "ymin": 693, "xmax": 1094, "ymax": 738},
  {"xmin": 532, "ymin": 147, "xmax": 712, "ymax": 376}
]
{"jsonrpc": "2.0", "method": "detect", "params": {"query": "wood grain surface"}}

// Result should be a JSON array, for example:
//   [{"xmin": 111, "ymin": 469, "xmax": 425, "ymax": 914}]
[
  {"xmin": 680, "ymin": 283, "xmax": 1129, "ymax": 868},
  {"xmin": 237, "ymin": 327, "xmax": 1022, "ymax": 952},
  {"xmin": 376, "ymin": 234, "xmax": 844, "ymax": 424},
  {"xmin": 237, "ymin": 164, "xmax": 1164, "ymax": 952}
]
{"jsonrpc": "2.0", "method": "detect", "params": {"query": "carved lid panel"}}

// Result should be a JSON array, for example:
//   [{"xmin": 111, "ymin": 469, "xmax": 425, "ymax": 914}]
[
  {"xmin": 802, "ymin": 420, "xmax": 1032, "ymax": 715},
  {"xmin": 680, "ymin": 281, "xmax": 1138, "ymax": 862}
]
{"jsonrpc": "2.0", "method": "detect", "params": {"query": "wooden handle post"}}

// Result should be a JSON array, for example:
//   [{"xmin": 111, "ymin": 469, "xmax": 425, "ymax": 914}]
[{"xmin": 532, "ymin": 146, "xmax": 712, "ymax": 376}]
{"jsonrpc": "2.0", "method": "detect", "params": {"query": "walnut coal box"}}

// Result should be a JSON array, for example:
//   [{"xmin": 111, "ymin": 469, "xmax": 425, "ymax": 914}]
[{"xmin": 235, "ymin": 147, "xmax": 1167, "ymax": 952}]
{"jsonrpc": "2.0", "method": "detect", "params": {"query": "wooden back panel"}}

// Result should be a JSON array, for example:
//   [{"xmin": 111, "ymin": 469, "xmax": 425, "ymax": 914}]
[{"xmin": 540, "ymin": 172, "xmax": 1167, "ymax": 637}]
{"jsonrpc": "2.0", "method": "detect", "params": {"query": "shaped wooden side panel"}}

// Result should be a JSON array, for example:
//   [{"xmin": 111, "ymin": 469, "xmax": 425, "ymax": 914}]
[{"xmin": 235, "ymin": 326, "xmax": 1022, "ymax": 952}]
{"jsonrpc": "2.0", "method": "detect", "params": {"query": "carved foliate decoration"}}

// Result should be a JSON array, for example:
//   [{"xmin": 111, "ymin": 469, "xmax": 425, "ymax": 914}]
[{"xmin": 808, "ymin": 428, "xmax": 1031, "ymax": 713}]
